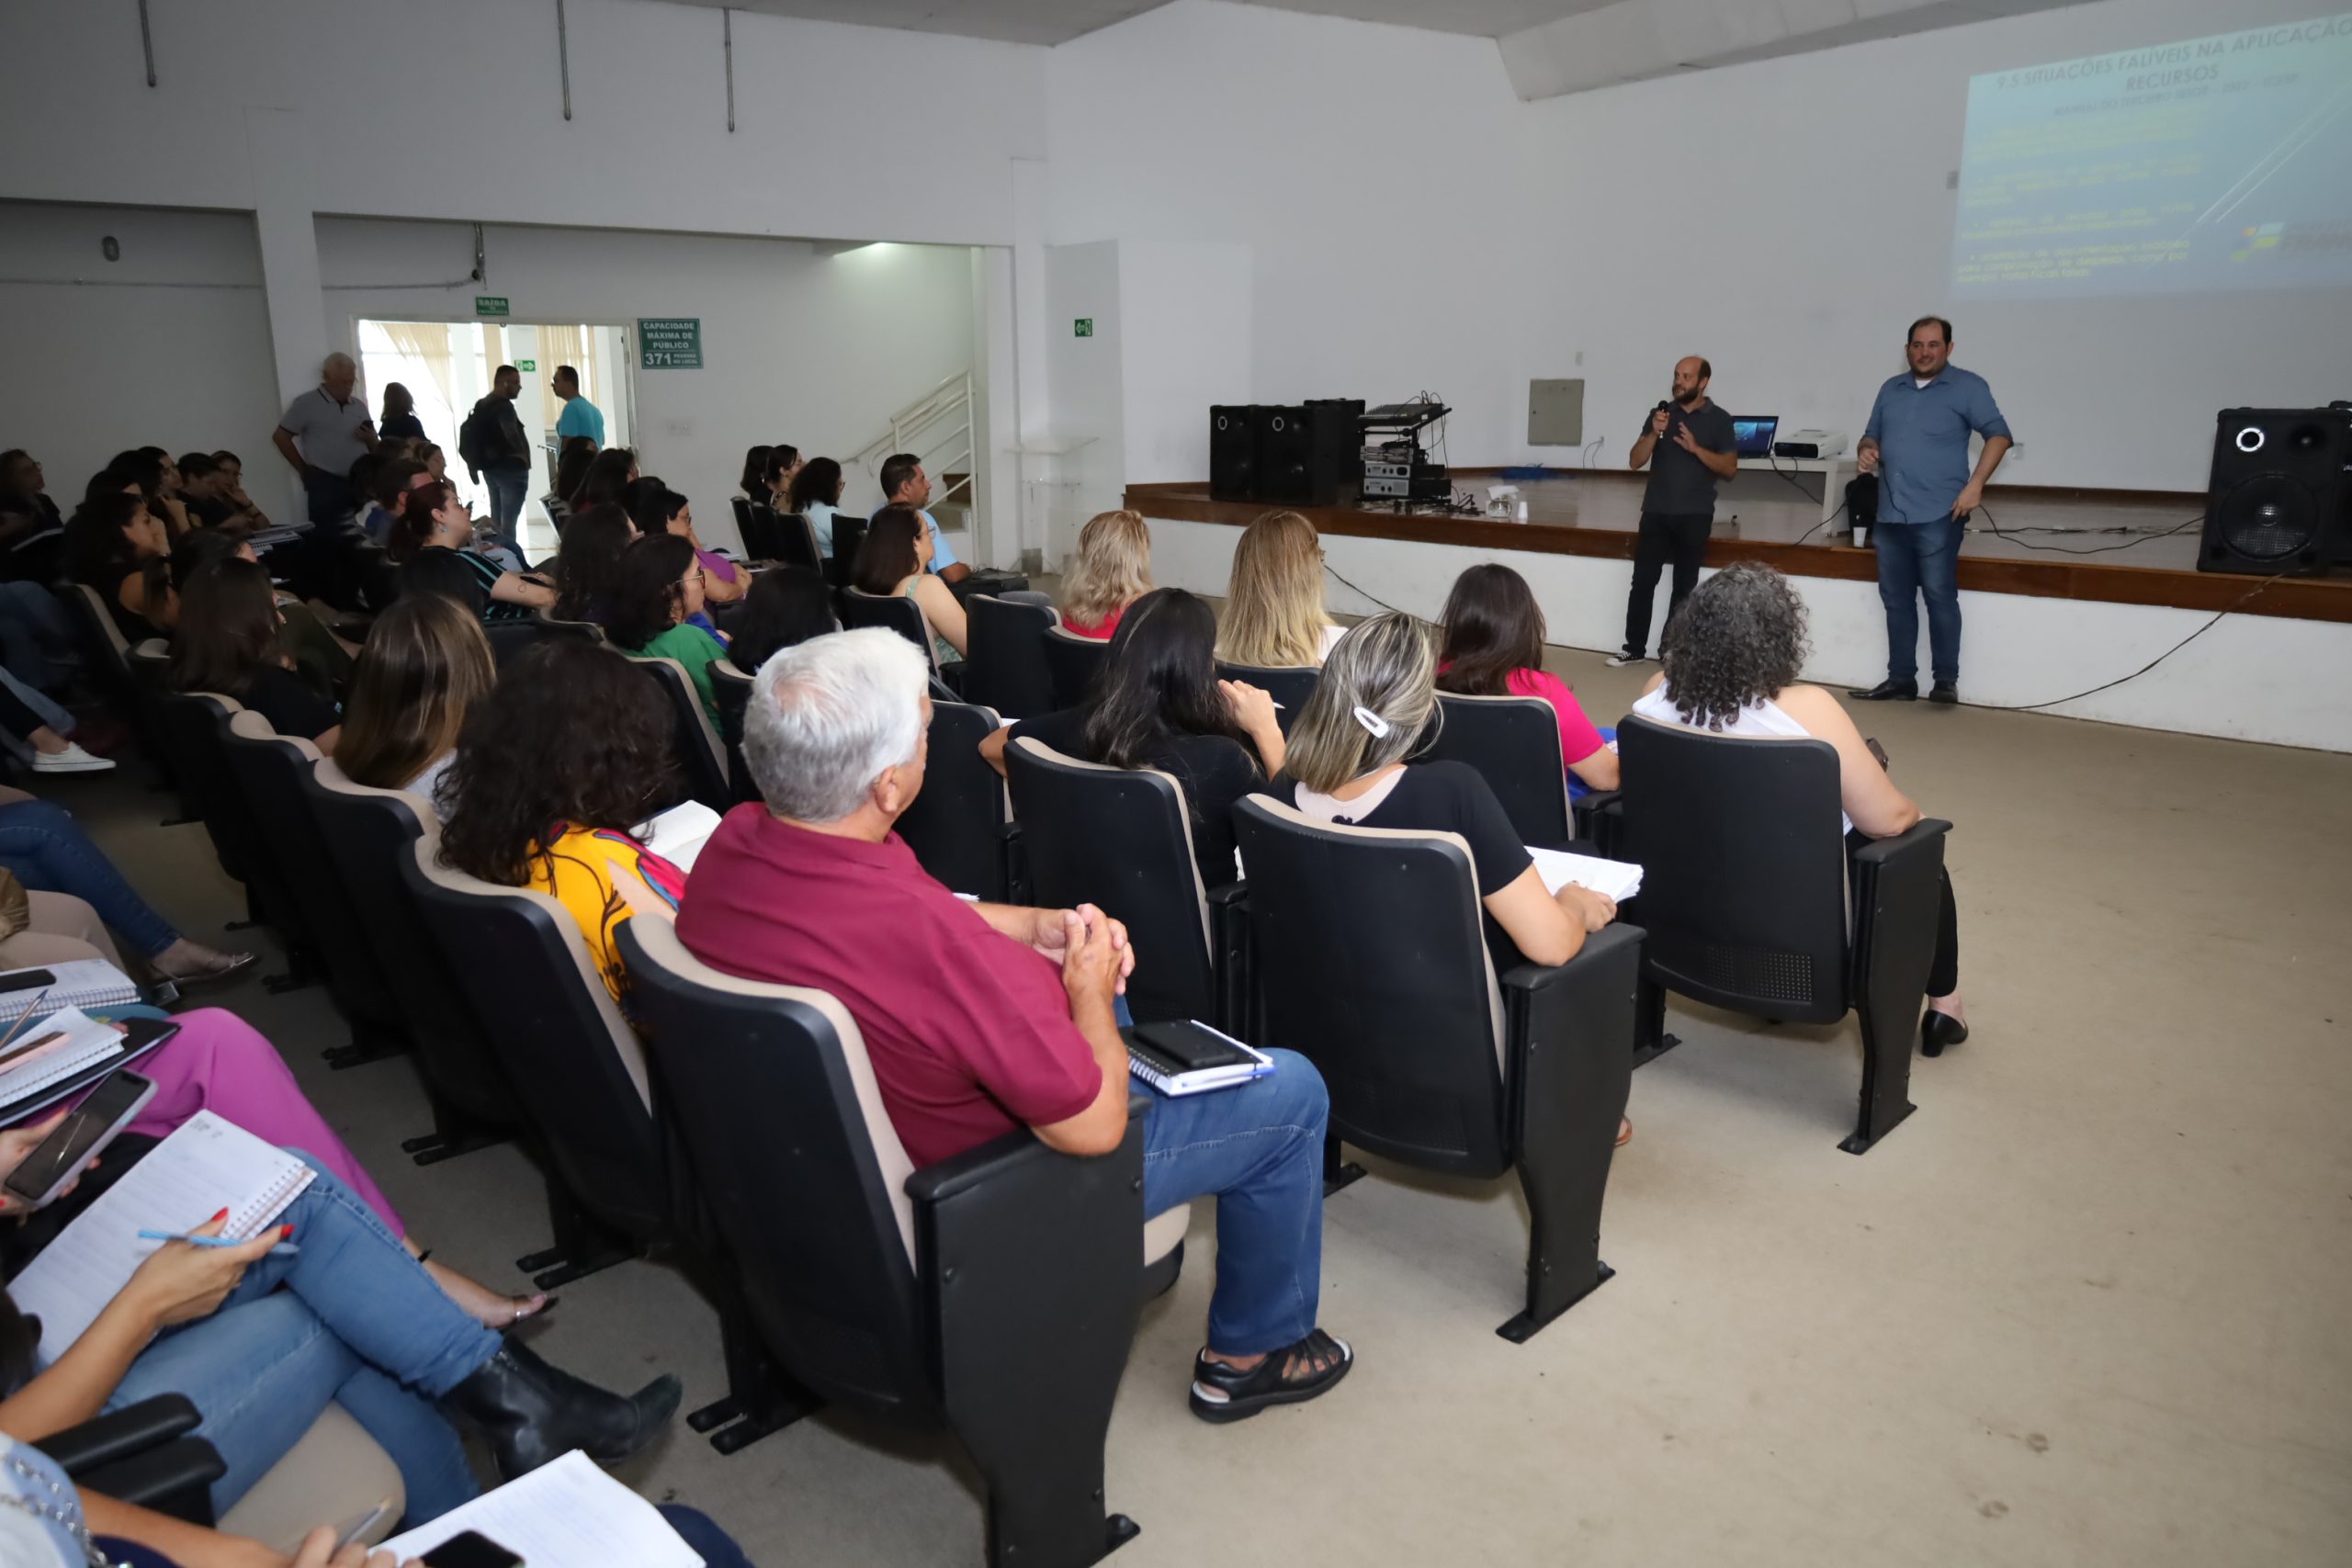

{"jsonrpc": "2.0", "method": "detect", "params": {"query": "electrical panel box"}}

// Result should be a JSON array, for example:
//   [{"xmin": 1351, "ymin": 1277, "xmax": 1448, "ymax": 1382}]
[{"xmin": 1527, "ymin": 378, "xmax": 1585, "ymax": 446}]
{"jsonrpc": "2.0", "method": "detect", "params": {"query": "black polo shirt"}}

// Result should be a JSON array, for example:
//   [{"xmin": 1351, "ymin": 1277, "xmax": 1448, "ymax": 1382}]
[{"xmin": 1642, "ymin": 399, "xmax": 1737, "ymax": 517}]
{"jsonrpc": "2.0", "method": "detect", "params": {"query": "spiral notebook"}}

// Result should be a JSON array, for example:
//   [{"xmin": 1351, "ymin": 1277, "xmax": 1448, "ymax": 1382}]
[
  {"xmin": 0, "ymin": 960, "xmax": 141, "ymax": 1027},
  {"xmin": 1126, "ymin": 1020, "xmax": 1274, "ymax": 1097},
  {"xmin": 10, "ymin": 1111, "xmax": 317, "ymax": 1362}
]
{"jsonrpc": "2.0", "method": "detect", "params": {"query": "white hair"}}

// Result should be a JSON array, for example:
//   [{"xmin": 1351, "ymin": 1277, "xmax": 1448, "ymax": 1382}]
[
  {"xmin": 322, "ymin": 352, "xmax": 356, "ymax": 373},
  {"xmin": 743, "ymin": 627, "xmax": 929, "ymax": 823}
]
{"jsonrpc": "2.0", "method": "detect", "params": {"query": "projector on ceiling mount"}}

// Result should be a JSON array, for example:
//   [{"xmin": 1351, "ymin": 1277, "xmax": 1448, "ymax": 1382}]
[{"xmin": 1772, "ymin": 429, "xmax": 1849, "ymax": 459}]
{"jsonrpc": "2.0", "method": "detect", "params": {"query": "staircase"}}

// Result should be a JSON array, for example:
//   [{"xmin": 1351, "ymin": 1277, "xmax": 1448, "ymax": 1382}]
[{"xmin": 854, "ymin": 373, "xmax": 976, "ymax": 536}]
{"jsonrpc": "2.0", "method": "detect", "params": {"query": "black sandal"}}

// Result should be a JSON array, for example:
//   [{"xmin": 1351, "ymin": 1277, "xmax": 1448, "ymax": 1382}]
[{"xmin": 1188, "ymin": 1328, "xmax": 1352, "ymax": 1424}]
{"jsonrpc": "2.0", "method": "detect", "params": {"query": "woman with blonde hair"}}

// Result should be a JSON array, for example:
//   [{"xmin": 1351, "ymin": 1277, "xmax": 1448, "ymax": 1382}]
[
  {"xmin": 1057, "ymin": 509, "xmax": 1154, "ymax": 640},
  {"xmin": 334, "ymin": 593, "xmax": 498, "ymax": 818},
  {"xmin": 1218, "ymin": 510, "xmax": 1341, "ymax": 667}
]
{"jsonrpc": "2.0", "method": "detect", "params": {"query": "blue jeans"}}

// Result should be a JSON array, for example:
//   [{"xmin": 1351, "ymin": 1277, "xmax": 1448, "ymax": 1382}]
[
  {"xmin": 0, "ymin": 667, "xmax": 75, "ymax": 762},
  {"xmin": 1874, "ymin": 516, "xmax": 1964, "ymax": 683},
  {"xmin": 105, "ymin": 1156, "xmax": 502, "ymax": 1523},
  {"xmin": 1138, "ymin": 1049, "xmax": 1329, "ymax": 1358},
  {"xmin": 660, "ymin": 1506, "xmax": 758, "ymax": 1567},
  {"xmin": 0, "ymin": 798, "xmax": 180, "ymax": 956},
  {"xmin": 484, "ymin": 467, "xmax": 529, "ymax": 532},
  {"xmin": 0, "ymin": 581, "xmax": 79, "ymax": 692}
]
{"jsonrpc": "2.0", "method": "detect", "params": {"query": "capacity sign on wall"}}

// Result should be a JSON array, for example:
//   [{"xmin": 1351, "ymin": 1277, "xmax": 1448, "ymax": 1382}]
[{"xmin": 638, "ymin": 318, "xmax": 704, "ymax": 369}]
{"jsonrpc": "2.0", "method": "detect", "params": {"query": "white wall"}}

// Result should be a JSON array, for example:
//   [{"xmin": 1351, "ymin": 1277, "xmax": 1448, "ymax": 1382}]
[
  {"xmin": 1049, "ymin": 0, "xmax": 2346, "ymax": 492},
  {"xmin": 1043, "ymin": 242, "xmax": 1128, "ymax": 558},
  {"xmin": 1139, "ymin": 517, "xmax": 2352, "ymax": 752},
  {"xmin": 317, "ymin": 220, "xmax": 978, "ymax": 552},
  {"xmin": 0, "ymin": 203, "xmax": 280, "ymax": 494},
  {"xmin": 1116, "ymin": 241, "xmax": 1254, "ymax": 486}
]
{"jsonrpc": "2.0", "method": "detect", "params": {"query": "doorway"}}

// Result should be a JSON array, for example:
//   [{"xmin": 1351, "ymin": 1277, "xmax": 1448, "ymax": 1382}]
[{"xmin": 356, "ymin": 320, "xmax": 634, "ymax": 558}]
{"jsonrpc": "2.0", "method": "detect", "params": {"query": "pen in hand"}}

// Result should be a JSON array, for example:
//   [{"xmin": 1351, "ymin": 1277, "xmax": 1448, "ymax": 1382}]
[{"xmin": 137, "ymin": 1228, "xmax": 301, "ymax": 1257}]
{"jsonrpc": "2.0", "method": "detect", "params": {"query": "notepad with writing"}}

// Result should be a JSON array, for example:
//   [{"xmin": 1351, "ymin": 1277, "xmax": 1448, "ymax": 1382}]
[
  {"xmin": 1527, "ymin": 847, "xmax": 1644, "ymax": 903},
  {"xmin": 1127, "ymin": 1020, "xmax": 1274, "ymax": 1097},
  {"xmin": 0, "ymin": 1010, "xmax": 174, "ymax": 1122},
  {"xmin": 0, "ymin": 960, "xmax": 141, "ymax": 1026},
  {"xmin": 634, "ymin": 799, "xmax": 725, "ymax": 874},
  {"xmin": 9, "ymin": 1111, "xmax": 317, "ymax": 1362},
  {"xmin": 382, "ymin": 1450, "xmax": 705, "ymax": 1565}
]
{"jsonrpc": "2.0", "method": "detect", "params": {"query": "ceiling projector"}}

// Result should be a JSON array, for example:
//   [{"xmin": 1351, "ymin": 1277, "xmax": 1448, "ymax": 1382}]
[{"xmin": 1772, "ymin": 429, "xmax": 1848, "ymax": 459}]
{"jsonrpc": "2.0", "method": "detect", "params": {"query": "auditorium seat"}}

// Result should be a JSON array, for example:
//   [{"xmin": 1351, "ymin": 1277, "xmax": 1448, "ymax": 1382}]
[
  {"xmin": 220, "ymin": 713, "xmax": 405, "ymax": 1066},
  {"xmin": 625, "ymin": 653, "xmax": 732, "ymax": 811},
  {"xmin": 707, "ymin": 658, "xmax": 760, "ymax": 803},
  {"xmin": 839, "ymin": 587, "xmax": 949, "ymax": 681},
  {"xmin": 895, "ymin": 698, "xmax": 1013, "ymax": 902},
  {"xmin": 1232, "ymin": 795, "xmax": 1643, "ymax": 1340},
  {"xmin": 739, "ymin": 501, "xmax": 788, "ymax": 564},
  {"xmin": 1422, "ymin": 692, "xmax": 1577, "ymax": 850},
  {"xmin": 616, "ymin": 916, "xmax": 1168, "ymax": 1565},
  {"xmin": 1612, "ymin": 714, "xmax": 1948, "ymax": 1155},
  {"xmin": 962, "ymin": 595, "xmax": 1057, "ymax": 720},
  {"xmin": 772, "ymin": 511, "xmax": 825, "ymax": 574},
  {"xmin": 299, "ymin": 761, "xmax": 521, "ymax": 1165},
  {"xmin": 399, "ymin": 840, "xmax": 670, "ymax": 1288},
  {"xmin": 1214, "ymin": 660, "xmax": 1317, "ymax": 732},
  {"xmin": 1005, "ymin": 738, "xmax": 1245, "ymax": 1031},
  {"xmin": 483, "ymin": 611, "xmax": 603, "ymax": 668},
  {"xmin": 1041, "ymin": 624, "xmax": 1110, "ymax": 711}
]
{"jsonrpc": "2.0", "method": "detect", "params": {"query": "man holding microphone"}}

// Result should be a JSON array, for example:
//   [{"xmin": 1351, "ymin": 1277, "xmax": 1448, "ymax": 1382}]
[
  {"xmin": 1608, "ymin": 355, "xmax": 1737, "ymax": 667},
  {"xmin": 1851, "ymin": 316, "xmax": 2011, "ymax": 705}
]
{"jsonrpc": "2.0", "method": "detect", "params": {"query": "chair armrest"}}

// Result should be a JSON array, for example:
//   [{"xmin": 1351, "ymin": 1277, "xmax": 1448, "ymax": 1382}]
[
  {"xmin": 70, "ymin": 1439, "xmax": 227, "ymax": 1524},
  {"xmin": 998, "ymin": 820, "xmax": 1028, "ymax": 907},
  {"xmin": 1206, "ymin": 882, "xmax": 1250, "ymax": 1037},
  {"xmin": 35, "ymin": 1393, "xmax": 202, "ymax": 1475},
  {"xmin": 1848, "ymin": 818, "xmax": 1950, "ymax": 1010},
  {"xmin": 907, "ymin": 1102, "xmax": 1146, "ymax": 1546},
  {"xmin": 1570, "ymin": 792, "xmax": 1623, "ymax": 859},
  {"xmin": 1500, "ymin": 924, "xmax": 1645, "ymax": 1158}
]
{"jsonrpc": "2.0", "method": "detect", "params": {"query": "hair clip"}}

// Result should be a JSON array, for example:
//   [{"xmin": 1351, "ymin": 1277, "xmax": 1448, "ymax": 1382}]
[{"xmin": 1351, "ymin": 705, "xmax": 1391, "ymax": 739}]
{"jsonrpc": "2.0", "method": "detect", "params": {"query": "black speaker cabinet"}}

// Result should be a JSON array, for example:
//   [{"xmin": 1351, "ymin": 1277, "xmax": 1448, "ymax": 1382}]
[
  {"xmin": 1210, "ymin": 404, "xmax": 1261, "ymax": 502},
  {"xmin": 2199, "ymin": 407, "xmax": 2350, "ymax": 575},
  {"xmin": 1257, "ymin": 399, "xmax": 1364, "ymax": 508}
]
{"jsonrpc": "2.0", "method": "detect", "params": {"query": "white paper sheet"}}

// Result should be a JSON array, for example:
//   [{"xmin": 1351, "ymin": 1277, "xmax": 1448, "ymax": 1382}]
[
  {"xmin": 635, "ymin": 800, "xmax": 725, "ymax": 873},
  {"xmin": 1527, "ymin": 847, "xmax": 1644, "ymax": 903},
  {"xmin": 381, "ymin": 1450, "xmax": 704, "ymax": 1566}
]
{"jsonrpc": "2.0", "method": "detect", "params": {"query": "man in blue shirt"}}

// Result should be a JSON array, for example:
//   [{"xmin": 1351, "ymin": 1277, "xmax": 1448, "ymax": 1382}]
[
  {"xmin": 874, "ymin": 451, "xmax": 969, "ymax": 585},
  {"xmin": 1852, "ymin": 316, "xmax": 2011, "ymax": 705},
  {"xmin": 552, "ymin": 365, "xmax": 605, "ymax": 448}
]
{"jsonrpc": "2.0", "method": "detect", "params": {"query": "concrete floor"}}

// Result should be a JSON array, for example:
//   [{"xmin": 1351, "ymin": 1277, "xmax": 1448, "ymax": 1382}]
[{"xmin": 71, "ymin": 653, "xmax": 2352, "ymax": 1567}]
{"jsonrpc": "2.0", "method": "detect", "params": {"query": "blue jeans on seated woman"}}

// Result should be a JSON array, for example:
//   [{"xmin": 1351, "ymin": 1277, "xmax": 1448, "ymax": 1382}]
[
  {"xmin": 102, "ymin": 1155, "xmax": 503, "ymax": 1523},
  {"xmin": 1137, "ymin": 1049, "xmax": 1329, "ymax": 1358},
  {"xmin": 0, "ymin": 797, "xmax": 182, "ymax": 957}
]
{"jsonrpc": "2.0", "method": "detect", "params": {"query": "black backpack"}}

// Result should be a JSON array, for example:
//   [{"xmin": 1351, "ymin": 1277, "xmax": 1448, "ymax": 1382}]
[{"xmin": 458, "ymin": 398, "xmax": 501, "ymax": 476}]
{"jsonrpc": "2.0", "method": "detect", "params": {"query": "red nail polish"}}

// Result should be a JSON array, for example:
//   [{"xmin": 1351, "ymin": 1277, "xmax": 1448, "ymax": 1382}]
[
  {"xmin": 279, "ymin": 1224, "xmax": 294, "ymax": 1239},
  {"xmin": 209, "ymin": 1208, "xmax": 229, "ymax": 1224}
]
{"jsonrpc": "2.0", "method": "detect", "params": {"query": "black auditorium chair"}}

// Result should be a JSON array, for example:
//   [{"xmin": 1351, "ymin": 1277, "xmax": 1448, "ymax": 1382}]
[
  {"xmin": 300, "ymin": 761, "xmax": 520, "ymax": 1166},
  {"xmin": 840, "ymin": 586, "xmax": 959, "ymax": 694},
  {"xmin": 1232, "ymin": 795, "xmax": 1643, "ymax": 1340},
  {"xmin": 1041, "ymin": 624, "xmax": 1110, "ymax": 712},
  {"xmin": 1005, "ymin": 739, "xmax": 1244, "ymax": 1031},
  {"xmin": 896, "ymin": 698, "xmax": 1013, "ymax": 901},
  {"xmin": 154, "ymin": 689, "xmax": 315, "ymax": 983},
  {"xmin": 1214, "ymin": 660, "xmax": 1317, "ymax": 733},
  {"xmin": 707, "ymin": 658, "xmax": 760, "ymax": 804},
  {"xmin": 616, "ymin": 917, "xmax": 1188, "ymax": 1566},
  {"xmin": 483, "ymin": 610, "xmax": 603, "ymax": 668},
  {"xmin": 1611, "ymin": 714, "xmax": 1949, "ymax": 1155},
  {"xmin": 125, "ymin": 638, "xmax": 190, "ymax": 819},
  {"xmin": 962, "ymin": 595, "xmax": 1057, "ymax": 720},
  {"xmin": 400, "ymin": 840, "xmax": 671, "ymax": 1288},
  {"xmin": 625, "ymin": 654, "xmax": 732, "ymax": 811},
  {"xmin": 826, "ymin": 514, "xmax": 867, "ymax": 591},
  {"xmin": 772, "ymin": 511, "xmax": 825, "ymax": 574},
  {"xmin": 220, "ymin": 714, "xmax": 405, "ymax": 1066},
  {"xmin": 1422, "ymin": 691, "xmax": 1577, "ymax": 850},
  {"xmin": 729, "ymin": 496, "xmax": 757, "ymax": 555},
  {"xmin": 739, "ymin": 501, "xmax": 787, "ymax": 563}
]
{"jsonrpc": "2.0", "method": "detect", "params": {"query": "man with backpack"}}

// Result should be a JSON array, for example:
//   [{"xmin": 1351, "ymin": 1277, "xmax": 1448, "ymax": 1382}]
[{"xmin": 460, "ymin": 364, "xmax": 534, "ymax": 536}]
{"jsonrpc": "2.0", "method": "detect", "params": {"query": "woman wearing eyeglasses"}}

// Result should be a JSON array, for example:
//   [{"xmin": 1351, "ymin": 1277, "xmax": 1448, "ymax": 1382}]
[{"xmin": 605, "ymin": 533, "xmax": 728, "ymax": 728}]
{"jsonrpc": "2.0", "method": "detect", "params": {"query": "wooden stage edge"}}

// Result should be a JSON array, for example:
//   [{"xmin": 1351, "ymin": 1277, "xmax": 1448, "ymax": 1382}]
[{"xmin": 1125, "ymin": 478, "xmax": 2352, "ymax": 626}]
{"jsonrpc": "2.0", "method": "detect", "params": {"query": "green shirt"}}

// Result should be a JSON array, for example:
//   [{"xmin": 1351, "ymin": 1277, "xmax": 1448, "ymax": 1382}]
[{"xmin": 630, "ymin": 620, "xmax": 728, "ymax": 728}]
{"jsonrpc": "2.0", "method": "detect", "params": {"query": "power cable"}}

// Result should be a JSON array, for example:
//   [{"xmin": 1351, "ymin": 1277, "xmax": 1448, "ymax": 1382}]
[{"xmin": 1975, "ymin": 571, "xmax": 2284, "ymax": 712}]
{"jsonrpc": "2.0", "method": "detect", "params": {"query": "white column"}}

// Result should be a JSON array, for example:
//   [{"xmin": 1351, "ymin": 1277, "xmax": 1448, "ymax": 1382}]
[{"xmin": 1009, "ymin": 156, "xmax": 1052, "ymax": 567}]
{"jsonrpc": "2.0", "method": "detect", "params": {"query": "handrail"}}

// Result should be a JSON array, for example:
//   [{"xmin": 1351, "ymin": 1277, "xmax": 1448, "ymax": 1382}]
[{"xmin": 855, "ymin": 372, "xmax": 974, "ymax": 511}]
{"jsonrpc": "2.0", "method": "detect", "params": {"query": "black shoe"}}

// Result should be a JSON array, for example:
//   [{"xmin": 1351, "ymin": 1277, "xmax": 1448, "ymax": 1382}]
[
  {"xmin": 444, "ymin": 1338, "xmax": 684, "ymax": 1480},
  {"xmin": 1928, "ymin": 682, "xmax": 1958, "ymax": 705},
  {"xmin": 1921, "ymin": 1010, "xmax": 1969, "ymax": 1057},
  {"xmin": 1189, "ymin": 1328, "xmax": 1352, "ymax": 1424},
  {"xmin": 1849, "ymin": 679, "xmax": 1917, "ymax": 701}
]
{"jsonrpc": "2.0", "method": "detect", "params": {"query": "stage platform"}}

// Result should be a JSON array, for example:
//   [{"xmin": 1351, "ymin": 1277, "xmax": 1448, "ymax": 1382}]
[
  {"xmin": 1125, "ymin": 472, "xmax": 2352, "ymax": 626},
  {"xmin": 1122, "ymin": 472, "xmax": 2352, "ymax": 752}
]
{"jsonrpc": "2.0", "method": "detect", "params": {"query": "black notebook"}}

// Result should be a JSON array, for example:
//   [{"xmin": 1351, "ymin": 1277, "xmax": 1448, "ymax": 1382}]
[{"xmin": 1126, "ymin": 1020, "xmax": 1274, "ymax": 1097}]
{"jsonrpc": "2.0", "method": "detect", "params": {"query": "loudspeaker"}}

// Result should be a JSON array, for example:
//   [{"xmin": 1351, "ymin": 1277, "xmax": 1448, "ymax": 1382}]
[
  {"xmin": 1210, "ymin": 405, "xmax": 1261, "ymax": 502},
  {"xmin": 1257, "ymin": 399, "xmax": 1364, "ymax": 508},
  {"xmin": 2198, "ymin": 407, "xmax": 2350, "ymax": 575}
]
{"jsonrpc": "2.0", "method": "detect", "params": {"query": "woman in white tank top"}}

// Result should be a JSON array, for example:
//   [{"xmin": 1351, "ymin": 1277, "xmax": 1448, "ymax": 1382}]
[{"xmin": 1628, "ymin": 563, "xmax": 1967, "ymax": 1052}]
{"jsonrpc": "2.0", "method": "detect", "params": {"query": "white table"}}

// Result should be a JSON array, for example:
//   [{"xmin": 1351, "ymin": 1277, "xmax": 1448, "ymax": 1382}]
[{"xmin": 1717, "ymin": 452, "xmax": 1857, "ymax": 530}]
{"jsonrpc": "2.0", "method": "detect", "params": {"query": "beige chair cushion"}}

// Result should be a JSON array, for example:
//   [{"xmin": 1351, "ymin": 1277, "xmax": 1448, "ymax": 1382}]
[
  {"xmin": 1144, "ymin": 1201, "xmax": 1195, "ymax": 1264},
  {"xmin": 217, "ymin": 1402, "xmax": 404, "ymax": 1554}
]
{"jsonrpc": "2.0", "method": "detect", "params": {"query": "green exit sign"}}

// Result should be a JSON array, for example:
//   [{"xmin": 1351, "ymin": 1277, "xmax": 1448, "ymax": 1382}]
[
  {"xmin": 1074, "ymin": 318, "xmax": 1093, "ymax": 337},
  {"xmin": 515, "ymin": 359, "xmax": 537, "ymax": 372},
  {"xmin": 475, "ymin": 295, "xmax": 510, "ymax": 317}
]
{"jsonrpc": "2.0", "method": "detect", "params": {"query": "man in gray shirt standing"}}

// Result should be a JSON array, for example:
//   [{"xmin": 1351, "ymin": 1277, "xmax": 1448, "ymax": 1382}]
[
  {"xmin": 1610, "ymin": 355, "xmax": 1737, "ymax": 666},
  {"xmin": 272, "ymin": 352, "xmax": 379, "ymax": 525}
]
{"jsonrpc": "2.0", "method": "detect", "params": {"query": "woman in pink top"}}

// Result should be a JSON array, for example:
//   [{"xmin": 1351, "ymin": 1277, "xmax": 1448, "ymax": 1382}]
[
  {"xmin": 1437, "ymin": 563, "xmax": 1620, "ymax": 796},
  {"xmin": 1058, "ymin": 509, "xmax": 1154, "ymax": 640}
]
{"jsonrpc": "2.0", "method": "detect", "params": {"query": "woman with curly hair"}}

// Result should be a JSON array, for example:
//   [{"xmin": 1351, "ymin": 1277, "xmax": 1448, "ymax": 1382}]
[
  {"xmin": 437, "ymin": 639, "xmax": 685, "ymax": 1003},
  {"xmin": 1057, "ymin": 510, "xmax": 1154, "ymax": 640},
  {"xmin": 1631, "ymin": 561, "xmax": 1967, "ymax": 1051}
]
